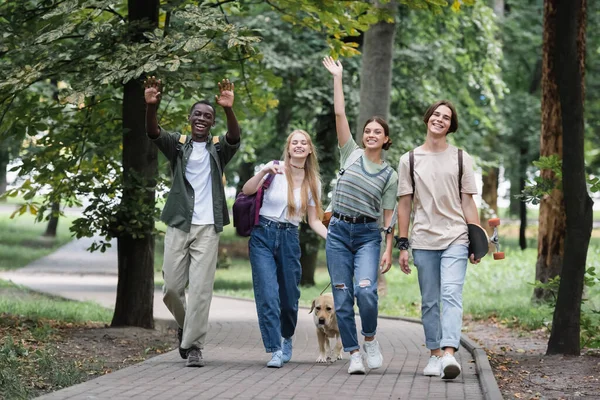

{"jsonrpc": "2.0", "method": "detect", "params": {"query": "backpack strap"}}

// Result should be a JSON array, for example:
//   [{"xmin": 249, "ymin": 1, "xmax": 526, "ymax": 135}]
[
  {"xmin": 212, "ymin": 135, "xmax": 221, "ymax": 151},
  {"xmin": 458, "ymin": 149, "xmax": 463, "ymax": 201},
  {"xmin": 409, "ymin": 150, "xmax": 415, "ymax": 194},
  {"xmin": 339, "ymin": 148, "xmax": 362, "ymax": 176}
]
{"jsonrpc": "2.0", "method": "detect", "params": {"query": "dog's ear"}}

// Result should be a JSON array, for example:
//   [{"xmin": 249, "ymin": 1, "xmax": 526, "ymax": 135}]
[{"xmin": 309, "ymin": 299, "xmax": 316, "ymax": 314}]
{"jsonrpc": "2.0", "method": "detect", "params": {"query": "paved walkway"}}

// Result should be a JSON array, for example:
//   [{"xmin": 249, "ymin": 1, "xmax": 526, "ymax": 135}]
[{"xmin": 0, "ymin": 236, "xmax": 502, "ymax": 400}]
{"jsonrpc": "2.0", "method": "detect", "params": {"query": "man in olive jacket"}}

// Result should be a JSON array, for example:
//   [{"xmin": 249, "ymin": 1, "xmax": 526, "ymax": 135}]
[{"xmin": 144, "ymin": 77, "xmax": 240, "ymax": 367}]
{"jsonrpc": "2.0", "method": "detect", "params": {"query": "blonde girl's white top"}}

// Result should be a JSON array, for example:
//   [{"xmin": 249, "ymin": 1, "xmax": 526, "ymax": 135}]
[{"xmin": 259, "ymin": 161, "xmax": 317, "ymax": 226}]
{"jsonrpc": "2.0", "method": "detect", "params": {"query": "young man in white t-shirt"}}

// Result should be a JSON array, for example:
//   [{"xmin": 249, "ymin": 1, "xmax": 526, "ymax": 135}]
[
  {"xmin": 396, "ymin": 100, "xmax": 481, "ymax": 380},
  {"xmin": 144, "ymin": 77, "xmax": 241, "ymax": 367}
]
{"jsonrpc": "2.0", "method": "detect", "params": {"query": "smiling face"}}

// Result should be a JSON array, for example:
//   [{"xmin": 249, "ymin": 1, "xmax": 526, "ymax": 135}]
[
  {"xmin": 188, "ymin": 103, "xmax": 215, "ymax": 142},
  {"xmin": 426, "ymin": 105, "xmax": 452, "ymax": 137},
  {"xmin": 362, "ymin": 121, "xmax": 389, "ymax": 150},
  {"xmin": 287, "ymin": 131, "xmax": 312, "ymax": 161}
]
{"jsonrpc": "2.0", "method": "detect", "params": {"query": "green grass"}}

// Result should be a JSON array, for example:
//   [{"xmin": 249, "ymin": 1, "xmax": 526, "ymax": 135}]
[
  {"xmin": 0, "ymin": 281, "xmax": 112, "ymax": 399},
  {"xmin": 0, "ymin": 280, "xmax": 112, "ymax": 323},
  {"xmin": 0, "ymin": 212, "xmax": 73, "ymax": 271}
]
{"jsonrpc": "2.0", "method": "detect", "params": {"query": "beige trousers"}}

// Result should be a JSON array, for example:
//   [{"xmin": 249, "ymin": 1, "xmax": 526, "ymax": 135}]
[{"xmin": 162, "ymin": 225, "xmax": 219, "ymax": 349}]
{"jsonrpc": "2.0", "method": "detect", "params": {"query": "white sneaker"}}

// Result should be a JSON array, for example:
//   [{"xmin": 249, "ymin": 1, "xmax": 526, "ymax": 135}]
[
  {"xmin": 347, "ymin": 352, "xmax": 366, "ymax": 374},
  {"xmin": 363, "ymin": 340, "xmax": 383, "ymax": 369},
  {"xmin": 440, "ymin": 352, "xmax": 461, "ymax": 380},
  {"xmin": 423, "ymin": 355, "xmax": 441, "ymax": 376}
]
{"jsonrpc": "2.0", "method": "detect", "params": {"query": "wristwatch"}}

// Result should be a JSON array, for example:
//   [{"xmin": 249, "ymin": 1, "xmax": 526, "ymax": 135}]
[{"xmin": 394, "ymin": 236, "xmax": 409, "ymax": 251}]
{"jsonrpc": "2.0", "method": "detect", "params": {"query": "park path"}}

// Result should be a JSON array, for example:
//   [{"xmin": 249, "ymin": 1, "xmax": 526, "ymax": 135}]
[{"xmin": 0, "ymin": 235, "xmax": 502, "ymax": 400}]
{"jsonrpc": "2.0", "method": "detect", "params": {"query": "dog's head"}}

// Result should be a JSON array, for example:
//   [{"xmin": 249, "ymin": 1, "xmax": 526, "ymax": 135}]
[{"xmin": 309, "ymin": 293, "xmax": 336, "ymax": 328}]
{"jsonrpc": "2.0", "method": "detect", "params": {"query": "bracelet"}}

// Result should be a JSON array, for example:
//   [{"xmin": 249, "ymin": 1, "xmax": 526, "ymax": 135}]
[{"xmin": 394, "ymin": 236, "xmax": 409, "ymax": 251}]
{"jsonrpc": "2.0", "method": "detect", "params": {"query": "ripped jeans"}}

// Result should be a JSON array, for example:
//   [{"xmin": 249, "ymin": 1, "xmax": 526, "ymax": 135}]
[{"xmin": 325, "ymin": 215, "xmax": 381, "ymax": 352}]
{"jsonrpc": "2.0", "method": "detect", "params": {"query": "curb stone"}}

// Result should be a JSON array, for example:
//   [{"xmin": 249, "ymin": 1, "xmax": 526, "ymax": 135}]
[{"xmin": 379, "ymin": 314, "xmax": 504, "ymax": 400}]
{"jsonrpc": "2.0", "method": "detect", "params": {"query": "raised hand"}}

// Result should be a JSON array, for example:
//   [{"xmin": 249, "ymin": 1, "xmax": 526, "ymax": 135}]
[
  {"xmin": 143, "ymin": 76, "xmax": 162, "ymax": 105},
  {"xmin": 322, "ymin": 56, "xmax": 343, "ymax": 78},
  {"xmin": 215, "ymin": 78, "xmax": 234, "ymax": 108}
]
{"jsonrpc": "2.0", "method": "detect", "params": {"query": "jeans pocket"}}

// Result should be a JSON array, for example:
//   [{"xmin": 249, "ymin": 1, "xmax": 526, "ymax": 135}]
[{"xmin": 366, "ymin": 222, "xmax": 380, "ymax": 232}]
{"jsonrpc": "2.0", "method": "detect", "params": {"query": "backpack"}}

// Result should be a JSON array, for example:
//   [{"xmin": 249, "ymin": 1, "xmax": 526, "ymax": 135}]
[
  {"xmin": 232, "ymin": 160, "xmax": 279, "ymax": 237},
  {"xmin": 409, "ymin": 148, "xmax": 463, "ymax": 199}
]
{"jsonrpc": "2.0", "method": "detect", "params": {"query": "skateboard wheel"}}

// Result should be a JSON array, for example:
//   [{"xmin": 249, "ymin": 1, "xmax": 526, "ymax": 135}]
[
  {"xmin": 493, "ymin": 252, "xmax": 505, "ymax": 260},
  {"xmin": 488, "ymin": 218, "xmax": 501, "ymax": 227}
]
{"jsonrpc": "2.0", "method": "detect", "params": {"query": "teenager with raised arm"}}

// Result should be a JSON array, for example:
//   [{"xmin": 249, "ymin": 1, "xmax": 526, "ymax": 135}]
[
  {"xmin": 396, "ymin": 100, "xmax": 480, "ymax": 380},
  {"xmin": 144, "ymin": 76, "xmax": 240, "ymax": 367},
  {"xmin": 322, "ymin": 56, "xmax": 398, "ymax": 375}
]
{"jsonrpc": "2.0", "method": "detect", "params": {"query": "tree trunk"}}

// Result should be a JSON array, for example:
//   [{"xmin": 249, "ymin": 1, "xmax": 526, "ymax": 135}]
[
  {"xmin": 534, "ymin": 0, "xmax": 566, "ymax": 302},
  {"xmin": 493, "ymin": 0, "xmax": 505, "ymax": 17},
  {"xmin": 355, "ymin": 0, "xmax": 396, "ymax": 144},
  {"xmin": 547, "ymin": 0, "xmax": 590, "ymax": 356},
  {"xmin": 236, "ymin": 161, "xmax": 254, "ymax": 195},
  {"xmin": 356, "ymin": 1, "xmax": 396, "ymax": 294},
  {"xmin": 480, "ymin": 168, "xmax": 499, "ymax": 234},
  {"xmin": 299, "ymin": 223, "xmax": 320, "ymax": 286},
  {"xmin": 111, "ymin": 0, "xmax": 159, "ymax": 328},
  {"xmin": 519, "ymin": 146, "xmax": 528, "ymax": 250},
  {"xmin": 0, "ymin": 147, "xmax": 7, "ymax": 199},
  {"xmin": 43, "ymin": 201, "xmax": 60, "ymax": 237}
]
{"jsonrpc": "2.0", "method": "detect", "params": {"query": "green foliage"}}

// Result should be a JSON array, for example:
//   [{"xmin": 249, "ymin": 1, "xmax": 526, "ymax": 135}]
[
  {"xmin": 520, "ymin": 155, "xmax": 600, "ymax": 205},
  {"xmin": 386, "ymin": 1, "xmax": 505, "ymax": 160},
  {"xmin": 0, "ymin": 0, "xmax": 495, "ymax": 250}
]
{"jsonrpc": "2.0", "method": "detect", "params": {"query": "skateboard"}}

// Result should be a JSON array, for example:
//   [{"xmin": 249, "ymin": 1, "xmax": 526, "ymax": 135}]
[{"xmin": 467, "ymin": 218, "xmax": 504, "ymax": 261}]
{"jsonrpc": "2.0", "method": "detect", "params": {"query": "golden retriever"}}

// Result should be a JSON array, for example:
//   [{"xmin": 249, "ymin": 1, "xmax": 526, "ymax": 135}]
[{"xmin": 309, "ymin": 293, "xmax": 343, "ymax": 363}]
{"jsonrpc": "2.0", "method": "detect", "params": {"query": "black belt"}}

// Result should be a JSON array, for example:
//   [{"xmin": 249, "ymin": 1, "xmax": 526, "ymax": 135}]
[{"xmin": 332, "ymin": 211, "xmax": 377, "ymax": 224}]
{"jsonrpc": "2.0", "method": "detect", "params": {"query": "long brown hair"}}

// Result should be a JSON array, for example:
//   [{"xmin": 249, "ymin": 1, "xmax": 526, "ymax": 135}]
[{"xmin": 282, "ymin": 130, "xmax": 324, "ymax": 220}]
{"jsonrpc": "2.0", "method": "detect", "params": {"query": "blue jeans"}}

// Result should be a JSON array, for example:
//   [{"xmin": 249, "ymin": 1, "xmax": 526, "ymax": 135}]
[
  {"xmin": 249, "ymin": 217, "xmax": 301, "ymax": 353},
  {"xmin": 325, "ymin": 216, "xmax": 381, "ymax": 352},
  {"xmin": 412, "ymin": 244, "xmax": 468, "ymax": 351}
]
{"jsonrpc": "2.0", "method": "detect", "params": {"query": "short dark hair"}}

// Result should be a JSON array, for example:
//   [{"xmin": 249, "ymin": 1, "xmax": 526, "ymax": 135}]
[
  {"xmin": 423, "ymin": 100, "xmax": 458, "ymax": 134},
  {"xmin": 363, "ymin": 116, "xmax": 392, "ymax": 150},
  {"xmin": 189, "ymin": 100, "xmax": 216, "ymax": 117}
]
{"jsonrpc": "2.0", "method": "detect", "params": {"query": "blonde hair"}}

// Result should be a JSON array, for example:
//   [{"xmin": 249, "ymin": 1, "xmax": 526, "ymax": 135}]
[{"xmin": 282, "ymin": 130, "xmax": 324, "ymax": 220}]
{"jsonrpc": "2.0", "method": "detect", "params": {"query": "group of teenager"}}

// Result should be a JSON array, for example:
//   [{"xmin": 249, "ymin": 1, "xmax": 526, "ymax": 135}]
[{"xmin": 143, "ymin": 55, "xmax": 481, "ymax": 381}]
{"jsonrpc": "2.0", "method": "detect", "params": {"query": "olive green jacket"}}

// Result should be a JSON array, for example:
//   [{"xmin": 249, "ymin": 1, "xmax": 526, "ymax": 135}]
[{"xmin": 151, "ymin": 127, "xmax": 240, "ymax": 233}]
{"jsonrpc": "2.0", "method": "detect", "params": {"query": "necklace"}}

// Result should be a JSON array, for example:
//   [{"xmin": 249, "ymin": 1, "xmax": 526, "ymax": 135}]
[{"xmin": 290, "ymin": 164, "xmax": 304, "ymax": 169}]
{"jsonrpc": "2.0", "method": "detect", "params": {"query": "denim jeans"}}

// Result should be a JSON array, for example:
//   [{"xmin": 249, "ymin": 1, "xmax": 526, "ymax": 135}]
[
  {"xmin": 249, "ymin": 216, "xmax": 301, "ymax": 353},
  {"xmin": 325, "ymin": 216, "xmax": 381, "ymax": 352},
  {"xmin": 412, "ymin": 244, "xmax": 468, "ymax": 351}
]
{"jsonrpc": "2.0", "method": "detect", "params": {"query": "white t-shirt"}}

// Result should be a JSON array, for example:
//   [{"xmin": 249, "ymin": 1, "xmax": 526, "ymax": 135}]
[
  {"xmin": 185, "ymin": 142, "xmax": 214, "ymax": 225},
  {"xmin": 259, "ymin": 161, "xmax": 317, "ymax": 226}
]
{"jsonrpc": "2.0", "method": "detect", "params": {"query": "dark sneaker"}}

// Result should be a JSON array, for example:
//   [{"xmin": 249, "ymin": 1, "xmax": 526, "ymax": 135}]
[
  {"xmin": 177, "ymin": 327, "xmax": 187, "ymax": 359},
  {"xmin": 185, "ymin": 346, "xmax": 204, "ymax": 367}
]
